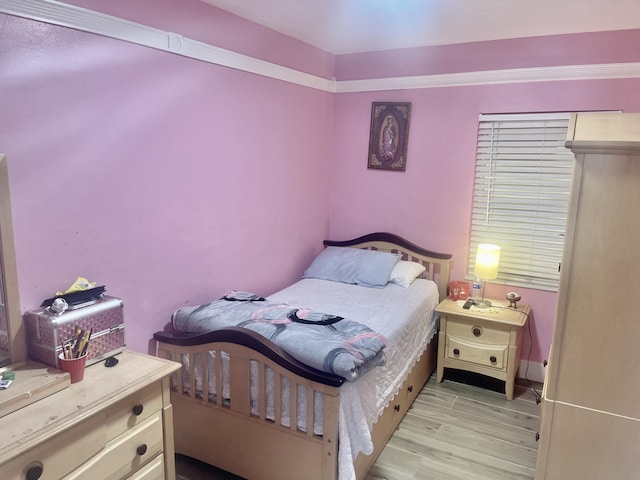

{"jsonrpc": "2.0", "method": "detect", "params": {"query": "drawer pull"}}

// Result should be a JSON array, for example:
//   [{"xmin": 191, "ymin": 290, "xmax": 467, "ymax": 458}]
[
  {"xmin": 132, "ymin": 404, "xmax": 144, "ymax": 416},
  {"xmin": 472, "ymin": 326, "xmax": 482, "ymax": 337},
  {"xmin": 535, "ymin": 432, "xmax": 540, "ymax": 442},
  {"xmin": 407, "ymin": 385, "xmax": 413, "ymax": 393},
  {"xmin": 453, "ymin": 348, "xmax": 460, "ymax": 356},
  {"xmin": 136, "ymin": 444, "xmax": 148, "ymax": 456},
  {"xmin": 394, "ymin": 404, "xmax": 400, "ymax": 412},
  {"xmin": 25, "ymin": 464, "xmax": 43, "ymax": 480},
  {"xmin": 490, "ymin": 355, "xmax": 497, "ymax": 363}
]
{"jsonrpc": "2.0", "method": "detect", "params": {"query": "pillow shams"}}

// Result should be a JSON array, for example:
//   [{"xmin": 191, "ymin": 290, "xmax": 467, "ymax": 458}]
[
  {"xmin": 302, "ymin": 246, "xmax": 400, "ymax": 288},
  {"xmin": 388, "ymin": 260, "xmax": 426, "ymax": 288}
]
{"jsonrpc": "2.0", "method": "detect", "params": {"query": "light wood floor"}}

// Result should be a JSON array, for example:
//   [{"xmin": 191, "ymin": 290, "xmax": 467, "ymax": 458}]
[
  {"xmin": 366, "ymin": 371, "xmax": 540, "ymax": 480},
  {"xmin": 176, "ymin": 372, "xmax": 541, "ymax": 480}
]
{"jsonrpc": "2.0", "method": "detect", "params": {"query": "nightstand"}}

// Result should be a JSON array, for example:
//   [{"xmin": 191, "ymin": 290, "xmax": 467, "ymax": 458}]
[{"xmin": 435, "ymin": 298, "xmax": 530, "ymax": 400}]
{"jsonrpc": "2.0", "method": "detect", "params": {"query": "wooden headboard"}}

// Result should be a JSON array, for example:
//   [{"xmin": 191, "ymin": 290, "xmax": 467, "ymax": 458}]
[{"xmin": 323, "ymin": 232, "xmax": 452, "ymax": 301}]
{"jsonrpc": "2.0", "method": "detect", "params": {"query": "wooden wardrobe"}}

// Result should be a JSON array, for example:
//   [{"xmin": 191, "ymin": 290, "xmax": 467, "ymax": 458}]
[{"xmin": 535, "ymin": 112, "xmax": 640, "ymax": 479}]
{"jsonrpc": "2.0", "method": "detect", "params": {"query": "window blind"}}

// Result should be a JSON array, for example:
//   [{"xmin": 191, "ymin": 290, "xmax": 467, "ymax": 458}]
[{"xmin": 468, "ymin": 112, "xmax": 575, "ymax": 291}]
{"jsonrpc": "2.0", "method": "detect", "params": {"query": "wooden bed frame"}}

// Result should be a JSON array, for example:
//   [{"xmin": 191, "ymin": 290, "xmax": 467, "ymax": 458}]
[{"xmin": 154, "ymin": 232, "xmax": 452, "ymax": 480}]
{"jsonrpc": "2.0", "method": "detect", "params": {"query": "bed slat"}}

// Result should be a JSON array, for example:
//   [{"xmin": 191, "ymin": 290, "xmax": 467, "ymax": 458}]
[
  {"xmin": 290, "ymin": 381, "xmax": 298, "ymax": 432},
  {"xmin": 306, "ymin": 386, "xmax": 314, "ymax": 436},
  {"xmin": 202, "ymin": 352, "xmax": 209, "ymax": 403},
  {"xmin": 188, "ymin": 353, "xmax": 196, "ymax": 399},
  {"xmin": 258, "ymin": 363, "xmax": 266, "ymax": 420}
]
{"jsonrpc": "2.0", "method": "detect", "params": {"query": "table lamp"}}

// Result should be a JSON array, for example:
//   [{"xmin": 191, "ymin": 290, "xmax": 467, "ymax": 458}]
[{"xmin": 473, "ymin": 243, "xmax": 501, "ymax": 308}]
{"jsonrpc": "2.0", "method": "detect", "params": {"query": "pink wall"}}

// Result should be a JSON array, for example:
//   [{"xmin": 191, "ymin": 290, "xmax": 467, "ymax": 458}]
[
  {"xmin": 0, "ymin": 11, "xmax": 334, "ymax": 354},
  {"xmin": 2, "ymin": 2, "xmax": 639, "ymax": 366},
  {"xmin": 331, "ymin": 50, "xmax": 640, "ymax": 363}
]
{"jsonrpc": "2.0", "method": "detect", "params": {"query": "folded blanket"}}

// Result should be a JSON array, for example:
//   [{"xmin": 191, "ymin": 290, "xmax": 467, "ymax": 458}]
[{"xmin": 171, "ymin": 290, "xmax": 387, "ymax": 381}]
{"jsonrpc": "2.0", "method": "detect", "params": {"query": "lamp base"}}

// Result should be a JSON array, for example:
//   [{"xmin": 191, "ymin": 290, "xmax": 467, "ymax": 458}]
[{"xmin": 474, "ymin": 299, "xmax": 492, "ymax": 308}]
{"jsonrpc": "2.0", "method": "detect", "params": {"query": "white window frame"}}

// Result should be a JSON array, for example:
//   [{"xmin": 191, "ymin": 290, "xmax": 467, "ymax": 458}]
[{"xmin": 467, "ymin": 112, "xmax": 575, "ymax": 292}]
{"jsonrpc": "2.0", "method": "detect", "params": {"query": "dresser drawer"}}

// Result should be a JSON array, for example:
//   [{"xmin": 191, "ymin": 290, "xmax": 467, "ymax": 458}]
[
  {"xmin": 446, "ymin": 336, "xmax": 507, "ymax": 370},
  {"xmin": 2, "ymin": 413, "xmax": 106, "ymax": 480},
  {"xmin": 446, "ymin": 317, "xmax": 510, "ymax": 345},
  {"xmin": 65, "ymin": 412, "xmax": 164, "ymax": 480},
  {"xmin": 105, "ymin": 382, "xmax": 163, "ymax": 441},
  {"xmin": 126, "ymin": 455, "xmax": 165, "ymax": 480}
]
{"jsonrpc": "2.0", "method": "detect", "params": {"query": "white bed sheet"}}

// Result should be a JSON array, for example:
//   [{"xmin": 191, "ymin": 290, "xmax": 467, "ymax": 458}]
[{"xmin": 268, "ymin": 277, "xmax": 440, "ymax": 480}]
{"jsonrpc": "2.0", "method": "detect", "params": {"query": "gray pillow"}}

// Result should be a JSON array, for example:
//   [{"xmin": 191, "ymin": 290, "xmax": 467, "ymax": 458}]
[{"xmin": 302, "ymin": 246, "xmax": 400, "ymax": 288}]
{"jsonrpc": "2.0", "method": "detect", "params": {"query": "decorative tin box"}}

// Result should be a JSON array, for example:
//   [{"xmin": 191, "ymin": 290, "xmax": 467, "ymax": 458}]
[{"xmin": 25, "ymin": 295, "xmax": 125, "ymax": 368}]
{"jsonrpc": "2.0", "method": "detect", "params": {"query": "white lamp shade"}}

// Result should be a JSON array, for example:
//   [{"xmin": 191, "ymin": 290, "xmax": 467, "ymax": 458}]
[{"xmin": 474, "ymin": 244, "xmax": 501, "ymax": 280}]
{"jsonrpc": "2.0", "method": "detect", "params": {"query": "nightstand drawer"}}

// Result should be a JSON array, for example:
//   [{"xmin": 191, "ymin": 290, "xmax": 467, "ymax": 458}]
[
  {"xmin": 447, "ymin": 318, "xmax": 510, "ymax": 345},
  {"xmin": 446, "ymin": 336, "xmax": 507, "ymax": 370}
]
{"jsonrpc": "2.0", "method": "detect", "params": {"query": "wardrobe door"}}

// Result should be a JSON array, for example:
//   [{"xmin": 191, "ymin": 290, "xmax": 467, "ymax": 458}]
[
  {"xmin": 542, "ymin": 401, "xmax": 640, "ymax": 479},
  {"xmin": 536, "ymin": 113, "xmax": 640, "ymax": 480},
  {"xmin": 551, "ymin": 153, "xmax": 640, "ymax": 419}
]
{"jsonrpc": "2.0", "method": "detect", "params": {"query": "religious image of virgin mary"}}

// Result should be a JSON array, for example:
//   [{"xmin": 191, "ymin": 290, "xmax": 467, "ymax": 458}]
[{"xmin": 379, "ymin": 115, "xmax": 398, "ymax": 162}]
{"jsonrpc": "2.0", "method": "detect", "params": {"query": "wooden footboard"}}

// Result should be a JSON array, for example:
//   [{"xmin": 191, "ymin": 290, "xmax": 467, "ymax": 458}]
[
  {"xmin": 155, "ymin": 328, "xmax": 437, "ymax": 480},
  {"xmin": 155, "ymin": 327, "xmax": 343, "ymax": 480}
]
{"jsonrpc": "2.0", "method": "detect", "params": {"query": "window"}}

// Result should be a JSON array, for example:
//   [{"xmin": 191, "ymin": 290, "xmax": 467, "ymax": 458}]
[{"xmin": 468, "ymin": 112, "xmax": 575, "ymax": 291}]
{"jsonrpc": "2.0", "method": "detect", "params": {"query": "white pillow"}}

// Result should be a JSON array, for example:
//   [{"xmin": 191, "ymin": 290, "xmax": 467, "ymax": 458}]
[{"xmin": 388, "ymin": 260, "xmax": 426, "ymax": 287}]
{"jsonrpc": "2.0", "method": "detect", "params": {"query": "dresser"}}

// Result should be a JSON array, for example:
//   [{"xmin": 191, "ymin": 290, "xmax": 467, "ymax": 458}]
[
  {"xmin": 535, "ymin": 112, "xmax": 640, "ymax": 479},
  {"xmin": 0, "ymin": 350, "xmax": 180, "ymax": 480},
  {"xmin": 435, "ymin": 298, "xmax": 530, "ymax": 400}
]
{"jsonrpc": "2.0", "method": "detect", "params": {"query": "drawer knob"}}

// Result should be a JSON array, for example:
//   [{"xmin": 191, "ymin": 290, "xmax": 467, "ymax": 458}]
[
  {"xmin": 25, "ymin": 464, "xmax": 43, "ymax": 480},
  {"xmin": 453, "ymin": 348, "xmax": 460, "ymax": 356},
  {"xmin": 490, "ymin": 355, "xmax": 497, "ymax": 363},
  {"xmin": 394, "ymin": 404, "xmax": 400, "ymax": 412},
  {"xmin": 472, "ymin": 326, "xmax": 482, "ymax": 337},
  {"xmin": 132, "ymin": 404, "xmax": 144, "ymax": 416},
  {"xmin": 136, "ymin": 444, "xmax": 148, "ymax": 456},
  {"xmin": 407, "ymin": 385, "xmax": 413, "ymax": 393},
  {"xmin": 535, "ymin": 432, "xmax": 540, "ymax": 442}
]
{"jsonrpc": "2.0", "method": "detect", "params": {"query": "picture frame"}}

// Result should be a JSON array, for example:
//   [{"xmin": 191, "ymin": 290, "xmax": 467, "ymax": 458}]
[{"xmin": 367, "ymin": 102, "xmax": 411, "ymax": 171}]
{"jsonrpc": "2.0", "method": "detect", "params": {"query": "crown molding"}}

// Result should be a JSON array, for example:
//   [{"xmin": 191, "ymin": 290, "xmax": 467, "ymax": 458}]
[
  {"xmin": 2, "ymin": 0, "xmax": 639, "ymax": 94},
  {"xmin": 335, "ymin": 62, "xmax": 640, "ymax": 93},
  {"xmin": 0, "ymin": 0, "xmax": 336, "ymax": 92}
]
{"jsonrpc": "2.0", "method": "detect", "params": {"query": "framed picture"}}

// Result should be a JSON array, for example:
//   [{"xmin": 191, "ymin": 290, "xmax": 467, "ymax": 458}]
[{"xmin": 367, "ymin": 102, "xmax": 411, "ymax": 171}]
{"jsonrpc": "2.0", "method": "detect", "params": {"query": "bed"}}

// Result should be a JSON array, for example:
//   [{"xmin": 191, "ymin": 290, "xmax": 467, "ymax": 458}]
[{"xmin": 154, "ymin": 232, "xmax": 452, "ymax": 480}]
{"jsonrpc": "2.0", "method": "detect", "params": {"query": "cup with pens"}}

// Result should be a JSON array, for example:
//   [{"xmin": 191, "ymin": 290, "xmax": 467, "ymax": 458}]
[{"xmin": 59, "ymin": 326, "xmax": 92, "ymax": 383}]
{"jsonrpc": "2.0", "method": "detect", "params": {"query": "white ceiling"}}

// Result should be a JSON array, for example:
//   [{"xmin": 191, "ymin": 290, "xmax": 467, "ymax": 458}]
[{"xmin": 201, "ymin": 0, "xmax": 640, "ymax": 54}]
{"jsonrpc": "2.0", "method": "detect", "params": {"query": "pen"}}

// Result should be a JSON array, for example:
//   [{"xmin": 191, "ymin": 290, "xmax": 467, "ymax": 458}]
[
  {"xmin": 70, "ymin": 326, "xmax": 84, "ymax": 358},
  {"xmin": 80, "ymin": 329, "xmax": 92, "ymax": 357},
  {"xmin": 74, "ymin": 330, "xmax": 87, "ymax": 358}
]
